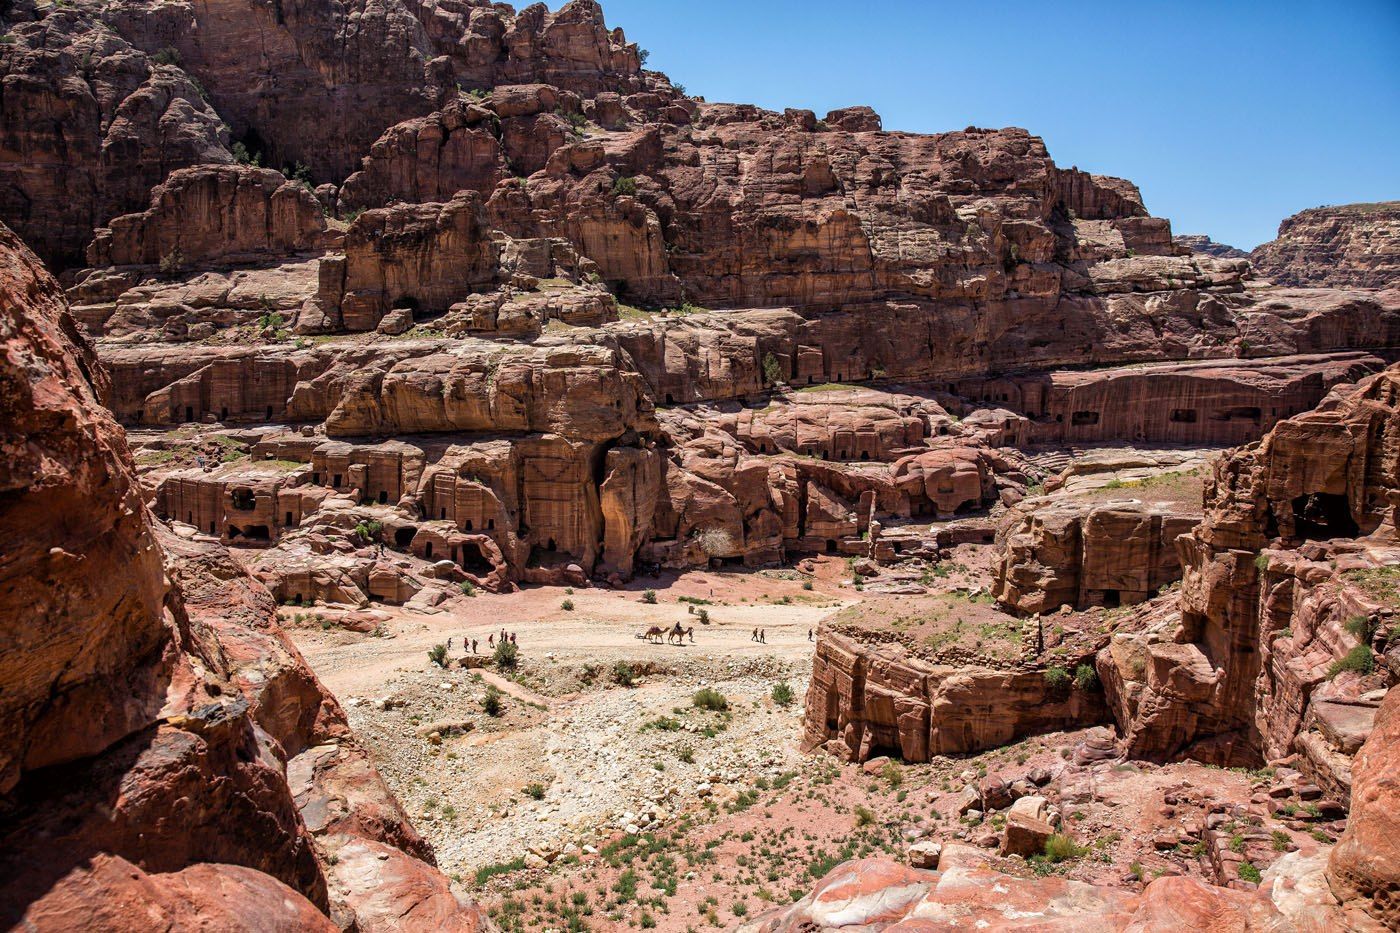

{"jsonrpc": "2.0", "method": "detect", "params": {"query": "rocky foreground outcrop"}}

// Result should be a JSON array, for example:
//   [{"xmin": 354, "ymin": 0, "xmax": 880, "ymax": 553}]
[
  {"xmin": 1251, "ymin": 202, "xmax": 1400, "ymax": 289},
  {"xmin": 0, "ymin": 221, "xmax": 491, "ymax": 930},
  {"xmin": 742, "ymin": 833, "xmax": 1377, "ymax": 931}
]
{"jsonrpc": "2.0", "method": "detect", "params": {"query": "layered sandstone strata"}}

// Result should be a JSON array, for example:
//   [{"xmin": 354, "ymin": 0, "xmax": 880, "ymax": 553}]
[
  {"xmin": 1175, "ymin": 233, "xmax": 1249, "ymax": 260},
  {"xmin": 0, "ymin": 222, "xmax": 490, "ymax": 930},
  {"xmin": 85, "ymin": 164, "xmax": 333, "ymax": 269},
  {"xmin": 993, "ymin": 498, "xmax": 1200, "ymax": 614},
  {"xmin": 801, "ymin": 628, "xmax": 1109, "ymax": 762},
  {"xmin": 1100, "ymin": 365, "xmax": 1400, "ymax": 768},
  {"xmin": 1251, "ymin": 202, "xmax": 1400, "ymax": 289}
]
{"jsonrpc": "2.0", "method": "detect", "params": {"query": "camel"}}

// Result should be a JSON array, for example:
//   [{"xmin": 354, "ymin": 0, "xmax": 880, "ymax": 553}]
[
  {"xmin": 668, "ymin": 623, "xmax": 694, "ymax": 645},
  {"xmin": 638, "ymin": 625, "xmax": 665, "ymax": 643}
]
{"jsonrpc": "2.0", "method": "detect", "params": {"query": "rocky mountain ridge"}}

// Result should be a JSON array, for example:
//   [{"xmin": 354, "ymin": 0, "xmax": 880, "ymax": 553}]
[{"xmin": 1251, "ymin": 201, "xmax": 1400, "ymax": 289}]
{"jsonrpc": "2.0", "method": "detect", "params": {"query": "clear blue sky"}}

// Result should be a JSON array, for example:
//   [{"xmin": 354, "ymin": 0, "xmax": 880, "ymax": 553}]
[{"xmin": 594, "ymin": 0, "xmax": 1400, "ymax": 249}]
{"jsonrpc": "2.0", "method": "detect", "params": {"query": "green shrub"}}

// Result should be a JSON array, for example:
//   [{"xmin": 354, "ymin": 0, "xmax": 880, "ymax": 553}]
[
  {"xmin": 459, "ymin": 580, "xmax": 477, "ymax": 597},
  {"xmin": 1238, "ymin": 861, "xmax": 1262, "ymax": 884},
  {"xmin": 523, "ymin": 782, "xmax": 546, "ymax": 800},
  {"xmin": 771, "ymin": 681, "xmax": 795, "ymax": 707},
  {"xmin": 677, "ymin": 744, "xmax": 695, "ymax": 763},
  {"xmin": 1043, "ymin": 666, "xmax": 1071, "ymax": 691},
  {"xmin": 493, "ymin": 639, "xmax": 518, "ymax": 670},
  {"xmin": 1272, "ymin": 830, "xmax": 1291, "ymax": 852},
  {"xmin": 880, "ymin": 759, "xmax": 903, "ymax": 788},
  {"xmin": 693, "ymin": 687, "xmax": 728, "ymax": 711},
  {"xmin": 697, "ymin": 608, "xmax": 710, "ymax": 624},
  {"xmin": 611, "ymin": 175, "xmax": 637, "ymax": 196},
  {"xmin": 1041, "ymin": 833, "xmax": 1088, "ymax": 863},
  {"xmin": 762, "ymin": 351, "xmax": 784, "ymax": 385},
  {"xmin": 1254, "ymin": 552, "xmax": 1270, "ymax": 571},
  {"xmin": 151, "ymin": 47, "xmax": 182, "ymax": 66},
  {"xmin": 1328, "ymin": 645, "xmax": 1375, "ymax": 678},
  {"xmin": 428, "ymin": 644, "xmax": 448, "ymax": 667},
  {"xmin": 1345, "ymin": 614, "xmax": 1378, "ymax": 641},
  {"xmin": 853, "ymin": 804, "xmax": 875, "ymax": 826},
  {"xmin": 802, "ymin": 580, "xmax": 814, "ymax": 591},
  {"xmin": 641, "ymin": 589, "xmax": 657, "ymax": 604},
  {"xmin": 481, "ymin": 685, "xmax": 504, "ymax": 716},
  {"xmin": 1073, "ymin": 664, "xmax": 1099, "ymax": 691},
  {"xmin": 612, "ymin": 661, "xmax": 636, "ymax": 687},
  {"xmin": 560, "ymin": 598, "xmax": 575, "ymax": 611}
]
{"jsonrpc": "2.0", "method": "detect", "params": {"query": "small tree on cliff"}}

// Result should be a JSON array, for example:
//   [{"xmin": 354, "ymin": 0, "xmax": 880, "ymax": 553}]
[{"xmin": 762, "ymin": 352, "xmax": 784, "ymax": 386}]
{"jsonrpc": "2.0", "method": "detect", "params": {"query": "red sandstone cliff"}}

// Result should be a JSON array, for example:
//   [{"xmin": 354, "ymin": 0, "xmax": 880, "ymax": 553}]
[
  {"xmin": 0, "ymin": 219, "xmax": 491, "ymax": 930},
  {"xmin": 1251, "ymin": 202, "xmax": 1400, "ymax": 289}
]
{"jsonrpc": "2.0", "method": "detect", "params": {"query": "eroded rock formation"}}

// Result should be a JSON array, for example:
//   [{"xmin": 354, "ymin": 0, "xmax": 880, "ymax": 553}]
[
  {"xmin": 0, "ymin": 221, "xmax": 489, "ymax": 930},
  {"xmin": 1251, "ymin": 202, "xmax": 1400, "ymax": 289},
  {"xmin": 1101, "ymin": 364, "xmax": 1400, "ymax": 771}
]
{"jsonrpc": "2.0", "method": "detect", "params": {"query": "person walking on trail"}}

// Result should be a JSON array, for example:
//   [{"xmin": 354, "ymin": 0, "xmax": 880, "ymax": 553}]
[
  {"xmin": 808, "ymin": 627, "xmax": 813, "ymax": 641},
  {"xmin": 759, "ymin": 629, "xmax": 767, "ymax": 644},
  {"xmin": 471, "ymin": 638, "xmax": 478, "ymax": 654},
  {"xmin": 447, "ymin": 638, "xmax": 452, "ymax": 650},
  {"xmin": 510, "ymin": 632, "xmax": 517, "ymax": 645},
  {"xmin": 751, "ymin": 627, "xmax": 759, "ymax": 642},
  {"xmin": 488, "ymin": 633, "xmax": 494, "ymax": 647}
]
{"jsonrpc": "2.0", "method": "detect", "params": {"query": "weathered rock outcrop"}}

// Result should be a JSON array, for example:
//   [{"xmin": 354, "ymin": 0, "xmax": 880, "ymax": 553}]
[
  {"xmin": 1100, "ymin": 364, "xmax": 1400, "ymax": 766},
  {"xmin": 1326, "ymin": 686, "xmax": 1400, "ymax": 927},
  {"xmin": 1251, "ymin": 202, "xmax": 1400, "ymax": 289},
  {"xmin": 994, "ymin": 499, "xmax": 1200, "ymax": 614},
  {"xmin": 0, "ymin": 3, "xmax": 233, "ymax": 269},
  {"xmin": 1175, "ymin": 233, "xmax": 1249, "ymax": 260},
  {"xmin": 802, "ymin": 629, "xmax": 1108, "ymax": 762},
  {"xmin": 741, "ymin": 846, "xmax": 1354, "ymax": 932},
  {"xmin": 0, "ymin": 221, "xmax": 490, "ymax": 929},
  {"xmin": 85, "ymin": 164, "xmax": 331, "ymax": 269}
]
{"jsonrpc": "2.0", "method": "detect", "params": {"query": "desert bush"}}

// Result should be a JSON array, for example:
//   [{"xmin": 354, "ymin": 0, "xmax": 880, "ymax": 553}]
[
  {"xmin": 641, "ymin": 589, "xmax": 657, "ymax": 604},
  {"xmin": 428, "ymin": 644, "xmax": 448, "ymax": 667},
  {"xmin": 1041, "ymin": 833, "xmax": 1087, "ymax": 863},
  {"xmin": 612, "ymin": 661, "xmax": 636, "ymax": 686},
  {"xmin": 1329, "ymin": 645, "xmax": 1375, "ymax": 678},
  {"xmin": 481, "ymin": 685, "xmax": 504, "ymax": 716},
  {"xmin": 612, "ymin": 175, "xmax": 637, "ymax": 196},
  {"xmin": 493, "ymin": 639, "xmax": 518, "ymax": 670},
  {"xmin": 771, "ymin": 681, "xmax": 795, "ymax": 706},
  {"xmin": 1073, "ymin": 664, "xmax": 1099, "ymax": 690},
  {"xmin": 561, "ymin": 598, "xmax": 575, "ymax": 611},
  {"xmin": 693, "ymin": 687, "xmax": 728, "ymax": 711},
  {"xmin": 1043, "ymin": 666, "xmax": 1071, "ymax": 690},
  {"xmin": 524, "ymin": 782, "xmax": 546, "ymax": 800}
]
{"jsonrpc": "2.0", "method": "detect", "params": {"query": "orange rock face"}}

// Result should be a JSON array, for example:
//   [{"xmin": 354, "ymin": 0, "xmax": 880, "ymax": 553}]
[
  {"xmin": 1251, "ymin": 202, "xmax": 1400, "ymax": 289},
  {"xmin": 741, "ymin": 847, "xmax": 1326, "ymax": 932},
  {"xmin": 0, "ymin": 220, "xmax": 489, "ymax": 931},
  {"xmin": 1100, "ymin": 365, "xmax": 1400, "ymax": 768},
  {"xmin": 1327, "ymin": 687, "xmax": 1400, "ymax": 926}
]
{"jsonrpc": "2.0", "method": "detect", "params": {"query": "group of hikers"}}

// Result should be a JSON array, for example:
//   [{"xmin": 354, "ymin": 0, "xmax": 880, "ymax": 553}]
[{"xmin": 446, "ymin": 629, "xmax": 517, "ymax": 654}]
